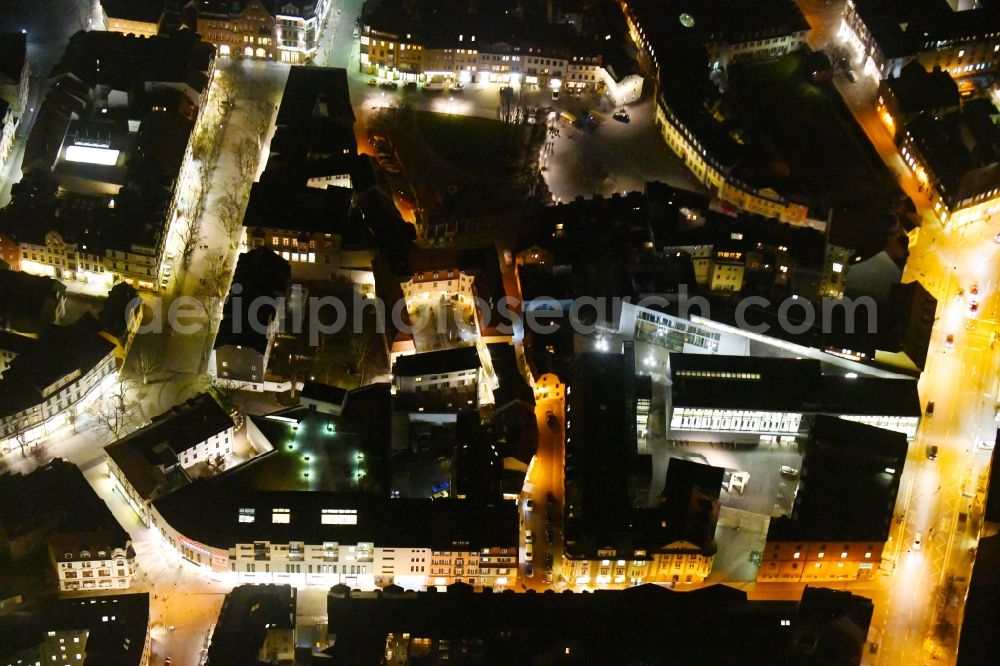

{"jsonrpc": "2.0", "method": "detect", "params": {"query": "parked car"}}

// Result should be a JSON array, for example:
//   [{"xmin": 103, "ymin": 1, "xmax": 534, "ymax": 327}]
[
  {"xmin": 525, "ymin": 544, "xmax": 534, "ymax": 560},
  {"xmin": 544, "ymin": 554, "xmax": 554, "ymax": 570},
  {"xmin": 432, "ymin": 489, "xmax": 449, "ymax": 498},
  {"xmin": 379, "ymin": 81, "xmax": 399, "ymax": 90},
  {"xmin": 525, "ymin": 529, "xmax": 534, "ymax": 544},
  {"xmin": 367, "ymin": 78, "xmax": 377, "ymax": 86},
  {"xmin": 913, "ymin": 531, "xmax": 923, "ymax": 550},
  {"xmin": 779, "ymin": 465, "xmax": 799, "ymax": 478},
  {"xmin": 978, "ymin": 438, "xmax": 995, "ymax": 451},
  {"xmin": 551, "ymin": 89, "xmax": 560, "ymax": 100},
  {"xmin": 525, "ymin": 562, "xmax": 534, "ymax": 577},
  {"xmin": 926, "ymin": 400, "xmax": 935, "ymax": 416},
  {"xmin": 545, "ymin": 527, "xmax": 554, "ymax": 545},
  {"xmin": 612, "ymin": 108, "xmax": 630, "ymax": 123},
  {"xmin": 404, "ymin": 81, "xmax": 417, "ymax": 91},
  {"xmin": 946, "ymin": 333, "xmax": 955, "ymax": 347},
  {"xmin": 449, "ymin": 82, "xmax": 465, "ymax": 91},
  {"xmin": 926, "ymin": 445, "xmax": 939, "ymax": 460},
  {"xmin": 524, "ymin": 498, "xmax": 534, "ymax": 511}
]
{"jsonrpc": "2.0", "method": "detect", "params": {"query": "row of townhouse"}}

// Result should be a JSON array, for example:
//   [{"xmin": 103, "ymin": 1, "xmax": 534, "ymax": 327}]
[
  {"xmin": 0, "ymin": 314, "xmax": 118, "ymax": 451},
  {"xmin": 360, "ymin": 26, "xmax": 643, "ymax": 104},
  {"xmin": 840, "ymin": 0, "xmax": 1000, "ymax": 82},
  {"xmin": 194, "ymin": 0, "xmax": 331, "ymax": 63}
]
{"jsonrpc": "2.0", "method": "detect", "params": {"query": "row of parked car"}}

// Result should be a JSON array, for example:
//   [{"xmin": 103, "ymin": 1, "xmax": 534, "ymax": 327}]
[{"xmin": 368, "ymin": 79, "xmax": 466, "ymax": 92}]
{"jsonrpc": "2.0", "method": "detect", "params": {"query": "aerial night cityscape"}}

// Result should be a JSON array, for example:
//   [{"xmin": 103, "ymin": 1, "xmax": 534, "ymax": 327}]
[{"xmin": 3, "ymin": 0, "xmax": 1000, "ymax": 664}]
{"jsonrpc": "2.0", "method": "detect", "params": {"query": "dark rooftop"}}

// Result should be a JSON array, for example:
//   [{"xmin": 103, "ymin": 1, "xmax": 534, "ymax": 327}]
[
  {"xmin": 100, "ymin": 0, "xmax": 165, "ymax": 24},
  {"xmin": 0, "ymin": 458, "xmax": 127, "ymax": 546},
  {"xmin": 275, "ymin": 66, "xmax": 355, "ymax": 128},
  {"xmin": 214, "ymin": 248, "xmax": 292, "ymax": 354},
  {"xmin": 243, "ymin": 175, "xmax": 353, "ymax": 235},
  {"xmin": 0, "ymin": 593, "xmax": 149, "ymax": 666},
  {"xmin": 206, "ymin": 584, "xmax": 295, "ymax": 666},
  {"xmin": 324, "ymin": 581, "xmax": 872, "ymax": 665},
  {"xmin": 0, "ymin": 313, "xmax": 116, "ymax": 418},
  {"xmin": 393, "ymin": 346, "xmax": 482, "ymax": 377},
  {"xmin": 767, "ymin": 415, "xmax": 908, "ymax": 542},
  {"xmin": 883, "ymin": 62, "xmax": 960, "ymax": 118},
  {"xmin": 669, "ymin": 354, "xmax": 921, "ymax": 417},
  {"xmin": 154, "ymin": 485, "xmax": 518, "ymax": 552},
  {"xmin": 0, "ymin": 33, "xmax": 26, "ymax": 85},
  {"xmin": 0, "ymin": 269, "xmax": 65, "ymax": 333}
]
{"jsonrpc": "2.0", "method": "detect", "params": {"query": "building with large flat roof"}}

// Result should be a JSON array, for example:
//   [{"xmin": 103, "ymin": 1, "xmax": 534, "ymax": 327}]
[
  {"xmin": 205, "ymin": 584, "xmax": 296, "ymax": 665},
  {"xmin": 667, "ymin": 353, "xmax": 922, "ymax": 439},
  {"xmin": 758, "ymin": 415, "xmax": 908, "ymax": 583}
]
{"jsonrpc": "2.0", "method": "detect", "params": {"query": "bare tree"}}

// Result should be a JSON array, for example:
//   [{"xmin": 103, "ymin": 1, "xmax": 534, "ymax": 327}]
[
  {"xmin": 179, "ymin": 213, "xmax": 203, "ymax": 268},
  {"xmin": 233, "ymin": 135, "xmax": 260, "ymax": 181},
  {"xmin": 497, "ymin": 86, "xmax": 526, "ymax": 127},
  {"xmin": 216, "ymin": 178, "xmax": 247, "ymax": 244},
  {"xmin": 200, "ymin": 254, "xmax": 234, "ymax": 303},
  {"xmin": 215, "ymin": 73, "xmax": 240, "ymax": 114},
  {"xmin": 90, "ymin": 380, "xmax": 137, "ymax": 441},
  {"xmin": 246, "ymin": 101, "xmax": 272, "ymax": 144},
  {"xmin": 130, "ymin": 346, "xmax": 162, "ymax": 385}
]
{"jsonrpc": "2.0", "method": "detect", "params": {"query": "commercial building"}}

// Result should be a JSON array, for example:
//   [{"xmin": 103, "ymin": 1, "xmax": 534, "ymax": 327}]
[
  {"xmin": 243, "ymin": 67, "xmax": 375, "ymax": 283},
  {"xmin": 106, "ymin": 388, "xmax": 519, "ymax": 590},
  {"xmin": 840, "ymin": 0, "xmax": 1000, "ymax": 81},
  {"xmin": 624, "ymin": 1, "xmax": 814, "ymax": 224},
  {"xmin": 104, "ymin": 393, "xmax": 236, "ymax": 516},
  {"xmin": 100, "ymin": 0, "xmax": 164, "ymax": 36},
  {"xmin": 0, "ymin": 269, "xmax": 67, "ymax": 334},
  {"xmin": 758, "ymin": 416, "xmax": 908, "ymax": 583},
  {"xmin": 194, "ymin": 0, "xmax": 331, "ymax": 63},
  {"xmin": 563, "ymin": 351, "xmax": 719, "ymax": 586},
  {"xmin": 0, "ymin": 459, "xmax": 135, "ymax": 592},
  {"xmin": 0, "ymin": 314, "xmax": 118, "ymax": 451},
  {"xmin": 876, "ymin": 61, "xmax": 961, "ymax": 138},
  {"xmin": 324, "ymin": 582, "xmax": 873, "ymax": 665},
  {"xmin": 213, "ymin": 248, "xmax": 292, "ymax": 390},
  {"xmin": 957, "ymin": 533, "xmax": 1000, "ymax": 665},
  {"xmin": 897, "ymin": 97, "xmax": 1000, "ymax": 226},
  {"xmin": 0, "ymin": 30, "xmax": 214, "ymax": 291},
  {"xmin": 667, "ymin": 354, "xmax": 922, "ymax": 440},
  {"xmin": 0, "ymin": 594, "xmax": 150, "ymax": 666},
  {"xmin": 206, "ymin": 584, "xmax": 296, "ymax": 665},
  {"xmin": 359, "ymin": 3, "xmax": 643, "ymax": 104}
]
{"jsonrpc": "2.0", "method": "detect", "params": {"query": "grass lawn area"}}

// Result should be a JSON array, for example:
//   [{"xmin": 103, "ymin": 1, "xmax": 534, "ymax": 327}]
[
  {"xmin": 726, "ymin": 51, "xmax": 899, "ymax": 216},
  {"xmin": 414, "ymin": 111, "xmax": 511, "ymax": 175}
]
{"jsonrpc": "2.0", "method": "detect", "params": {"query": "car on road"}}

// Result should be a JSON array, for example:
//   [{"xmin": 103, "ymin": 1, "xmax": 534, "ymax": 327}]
[
  {"xmin": 913, "ymin": 531, "xmax": 923, "ymax": 550},
  {"xmin": 946, "ymin": 333, "xmax": 955, "ymax": 347},
  {"xmin": 525, "ymin": 544, "xmax": 533, "ymax": 560},
  {"xmin": 525, "ymin": 529, "xmax": 533, "ymax": 544},
  {"xmin": 404, "ymin": 81, "xmax": 417, "ymax": 91},
  {"xmin": 926, "ymin": 445, "xmax": 939, "ymax": 460},
  {"xmin": 524, "ymin": 498, "xmax": 533, "ymax": 511},
  {"xmin": 779, "ymin": 465, "xmax": 799, "ymax": 478},
  {"xmin": 971, "ymin": 284, "xmax": 979, "ymax": 297},
  {"xmin": 525, "ymin": 562, "xmax": 534, "ymax": 577},
  {"xmin": 545, "ymin": 527, "xmax": 554, "ymax": 545},
  {"xmin": 449, "ymin": 82, "xmax": 465, "ymax": 91},
  {"xmin": 926, "ymin": 400, "xmax": 935, "ymax": 416},
  {"xmin": 612, "ymin": 109, "xmax": 630, "ymax": 123},
  {"xmin": 367, "ymin": 78, "xmax": 377, "ymax": 86},
  {"xmin": 969, "ymin": 301, "xmax": 979, "ymax": 316},
  {"xmin": 544, "ymin": 554, "xmax": 554, "ymax": 570},
  {"xmin": 551, "ymin": 89, "xmax": 560, "ymax": 100}
]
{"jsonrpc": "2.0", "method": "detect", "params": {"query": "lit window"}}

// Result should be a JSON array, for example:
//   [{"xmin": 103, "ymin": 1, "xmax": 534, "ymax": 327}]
[
  {"xmin": 865, "ymin": 552, "xmax": 872, "ymax": 558},
  {"xmin": 321, "ymin": 509, "xmax": 358, "ymax": 525},
  {"xmin": 817, "ymin": 552, "xmax": 824, "ymax": 558},
  {"xmin": 272, "ymin": 508, "xmax": 291, "ymax": 524},
  {"xmin": 793, "ymin": 552, "xmax": 800, "ymax": 559},
  {"xmin": 841, "ymin": 552, "xmax": 847, "ymax": 558},
  {"xmin": 831, "ymin": 262, "xmax": 843, "ymax": 273}
]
